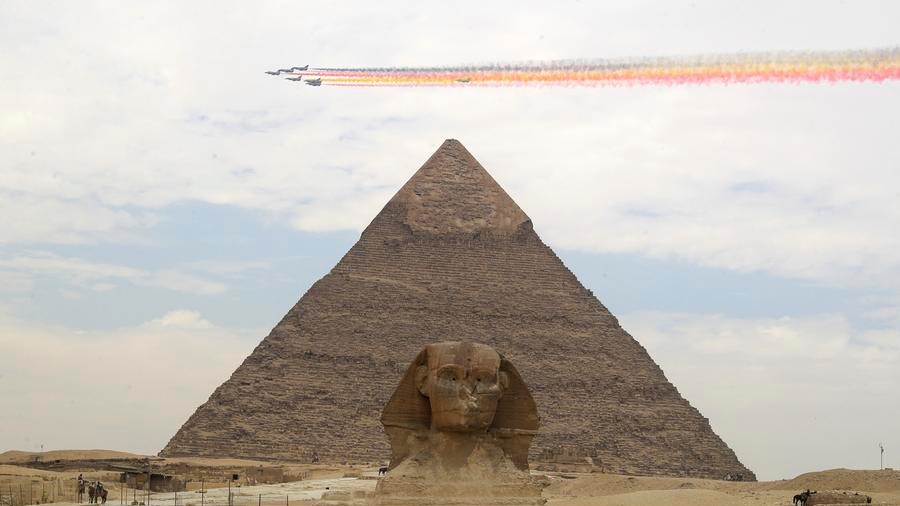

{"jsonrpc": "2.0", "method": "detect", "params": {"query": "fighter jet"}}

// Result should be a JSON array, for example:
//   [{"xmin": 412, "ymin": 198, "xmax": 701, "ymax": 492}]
[
  {"xmin": 285, "ymin": 76, "xmax": 304, "ymax": 81},
  {"xmin": 266, "ymin": 65, "xmax": 310, "ymax": 76},
  {"xmin": 305, "ymin": 78, "xmax": 322, "ymax": 86},
  {"xmin": 456, "ymin": 78, "xmax": 471, "ymax": 83}
]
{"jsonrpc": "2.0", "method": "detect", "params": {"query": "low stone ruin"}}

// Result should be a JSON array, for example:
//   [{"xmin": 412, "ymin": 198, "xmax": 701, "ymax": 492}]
[{"xmin": 806, "ymin": 490, "xmax": 872, "ymax": 505}]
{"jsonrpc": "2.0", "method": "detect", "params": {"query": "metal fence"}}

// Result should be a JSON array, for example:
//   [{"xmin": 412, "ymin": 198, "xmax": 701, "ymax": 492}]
[
  {"xmin": 1, "ymin": 471, "xmax": 354, "ymax": 506},
  {"xmin": 0, "ymin": 477, "xmax": 76, "ymax": 506}
]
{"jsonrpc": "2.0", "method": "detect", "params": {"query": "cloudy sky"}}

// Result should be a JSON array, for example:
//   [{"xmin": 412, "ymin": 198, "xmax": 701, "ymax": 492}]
[{"xmin": 1, "ymin": 0, "xmax": 898, "ymax": 480}]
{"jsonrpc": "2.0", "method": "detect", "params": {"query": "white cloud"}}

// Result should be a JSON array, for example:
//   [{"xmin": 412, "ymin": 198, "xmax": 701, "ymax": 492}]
[
  {"xmin": 0, "ymin": 252, "xmax": 226, "ymax": 295},
  {"xmin": 0, "ymin": 193, "xmax": 158, "ymax": 245},
  {"xmin": 2, "ymin": 0, "xmax": 900, "ymax": 479},
  {"xmin": 188, "ymin": 259, "xmax": 271, "ymax": 275},
  {"xmin": 860, "ymin": 296, "xmax": 900, "ymax": 327},
  {"xmin": 59, "ymin": 289, "xmax": 83, "ymax": 300},
  {"xmin": 0, "ymin": 252, "xmax": 143, "ymax": 280},
  {"xmin": 0, "ymin": 310, "xmax": 259, "ymax": 455},
  {"xmin": 143, "ymin": 270, "xmax": 227, "ymax": 295},
  {"xmin": 148, "ymin": 309, "xmax": 214, "ymax": 329},
  {"xmin": 91, "ymin": 283, "xmax": 119, "ymax": 292},
  {"xmin": 0, "ymin": 2, "xmax": 898, "ymax": 290},
  {"xmin": 0, "ymin": 271, "xmax": 33, "ymax": 294},
  {"xmin": 622, "ymin": 310, "xmax": 900, "ymax": 480}
]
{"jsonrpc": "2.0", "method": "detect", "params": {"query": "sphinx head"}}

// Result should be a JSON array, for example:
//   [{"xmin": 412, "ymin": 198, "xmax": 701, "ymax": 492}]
[
  {"xmin": 414, "ymin": 342, "xmax": 508, "ymax": 432},
  {"xmin": 381, "ymin": 341, "xmax": 540, "ymax": 471}
]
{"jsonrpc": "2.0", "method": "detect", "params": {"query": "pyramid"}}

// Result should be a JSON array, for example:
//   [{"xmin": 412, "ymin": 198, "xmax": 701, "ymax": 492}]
[{"xmin": 161, "ymin": 140, "xmax": 754, "ymax": 480}]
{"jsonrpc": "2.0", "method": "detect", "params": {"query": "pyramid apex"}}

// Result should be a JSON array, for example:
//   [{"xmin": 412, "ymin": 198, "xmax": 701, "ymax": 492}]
[{"xmin": 379, "ymin": 140, "xmax": 531, "ymax": 236}]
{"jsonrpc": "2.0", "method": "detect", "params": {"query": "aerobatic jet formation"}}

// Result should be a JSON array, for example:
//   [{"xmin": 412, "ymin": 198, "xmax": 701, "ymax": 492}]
[
  {"xmin": 265, "ymin": 65, "xmax": 309, "ymax": 76},
  {"xmin": 265, "ymin": 48, "xmax": 900, "ymax": 88}
]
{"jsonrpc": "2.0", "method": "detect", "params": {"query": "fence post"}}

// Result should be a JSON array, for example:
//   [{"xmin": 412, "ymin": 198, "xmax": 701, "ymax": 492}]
[{"xmin": 258, "ymin": 494, "xmax": 261, "ymax": 506}]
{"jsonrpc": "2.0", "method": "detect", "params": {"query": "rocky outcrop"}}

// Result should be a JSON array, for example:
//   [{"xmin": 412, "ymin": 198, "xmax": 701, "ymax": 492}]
[
  {"xmin": 806, "ymin": 491, "xmax": 872, "ymax": 505},
  {"xmin": 160, "ymin": 139, "xmax": 754, "ymax": 480}
]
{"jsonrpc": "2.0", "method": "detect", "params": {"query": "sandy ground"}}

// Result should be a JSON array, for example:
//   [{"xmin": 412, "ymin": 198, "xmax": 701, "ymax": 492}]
[
  {"xmin": 124, "ymin": 476, "xmax": 375, "ymax": 505},
  {"xmin": 24, "ymin": 475, "xmax": 380, "ymax": 506},
  {"xmin": 541, "ymin": 470, "xmax": 900, "ymax": 506},
  {"xmin": 3, "ymin": 451, "xmax": 899, "ymax": 506},
  {"xmin": 29, "ymin": 470, "xmax": 900, "ymax": 506},
  {"xmin": 0, "ymin": 452, "xmax": 147, "ymax": 465}
]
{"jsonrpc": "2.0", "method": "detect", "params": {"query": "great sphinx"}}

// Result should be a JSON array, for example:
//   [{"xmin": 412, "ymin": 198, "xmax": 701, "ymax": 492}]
[{"xmin": 375, "ymin": 341, "xmax": 545, "ymax": 506}]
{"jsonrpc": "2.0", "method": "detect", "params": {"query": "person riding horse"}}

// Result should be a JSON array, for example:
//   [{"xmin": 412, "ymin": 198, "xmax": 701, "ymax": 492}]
[
  {"xmin": 96, "ymin": 482, "xmax": 108, "ymax": 504},
  {"xmin": 793, "ymin": 489, "xmax": 816, "ymax": 506}
]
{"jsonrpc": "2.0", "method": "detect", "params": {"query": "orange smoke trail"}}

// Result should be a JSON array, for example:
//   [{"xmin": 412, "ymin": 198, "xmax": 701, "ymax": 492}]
[{"xmin": 275, "ymin": 48, "xmax": 900, "ymax": 88}]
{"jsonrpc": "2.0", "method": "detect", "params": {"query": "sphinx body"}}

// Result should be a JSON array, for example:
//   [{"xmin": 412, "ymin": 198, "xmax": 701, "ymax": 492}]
[{"xmin": 375, "ymin": 341, "xmax": 545, "ymax": 506}]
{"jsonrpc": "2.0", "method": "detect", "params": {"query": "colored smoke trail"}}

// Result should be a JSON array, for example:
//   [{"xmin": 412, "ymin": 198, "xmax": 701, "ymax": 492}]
[{"xmin": 274, "ymin": 48, "xmax": 900, "ymax": 88}]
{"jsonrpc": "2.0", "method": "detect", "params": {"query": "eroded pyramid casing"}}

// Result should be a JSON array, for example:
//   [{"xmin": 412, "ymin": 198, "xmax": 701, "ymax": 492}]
[{"xmin": 161, "ymin": 140, "xmax": 754, "ymax": 480}]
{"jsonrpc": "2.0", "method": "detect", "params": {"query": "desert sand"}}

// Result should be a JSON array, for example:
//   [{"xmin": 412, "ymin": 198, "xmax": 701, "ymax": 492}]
[
  {"xmin": 2, "ymin": 451, "xmax": 899, "ymax": 506},
  {"xmin": 0, "ymin": 452, "xmax": 147, "ymax": 465},
  {"xmin": 541, "ymin": 470, "xmax": 900, "ymax": 505}
]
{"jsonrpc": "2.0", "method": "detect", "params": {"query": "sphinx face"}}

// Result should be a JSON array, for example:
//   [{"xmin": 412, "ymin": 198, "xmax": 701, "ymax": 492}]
[{"xmin": 417, "ymin": 342, "xmax": 507, "ymax": 432}]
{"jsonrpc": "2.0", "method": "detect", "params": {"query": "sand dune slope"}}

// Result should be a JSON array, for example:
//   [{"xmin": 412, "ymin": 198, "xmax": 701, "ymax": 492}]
[
  {"xmin": 762, "ymin": 469, "xmax": 900, "ymax": 493},
  {"xmin": 550, "ymin": 489, "xmax": 736, "ymax": 506},
  {"xmin": 0, "ymin": 450, "xmax": 146, "ymax": 464}
]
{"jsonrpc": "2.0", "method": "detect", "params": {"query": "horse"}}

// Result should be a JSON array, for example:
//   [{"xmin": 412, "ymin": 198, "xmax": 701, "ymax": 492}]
[
  {"xmin": 97, "ymin": 487, "xmax": 108, "ymax": 504},
  {"xmin": 378, "ymin": 466, "xmax": 388, "ymax": 476},
  {"xmin": 793, "ymin": 490, "xmax": 817, "ymax": 506},
  {"xmin": 88, "ymin": 483, "xmax": 96, "ymax": 504}
]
